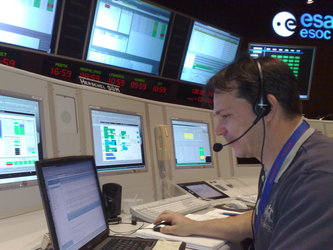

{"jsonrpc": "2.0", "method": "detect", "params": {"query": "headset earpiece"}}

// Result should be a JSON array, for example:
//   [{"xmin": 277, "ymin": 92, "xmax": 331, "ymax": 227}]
[{"xmin": 253, "ymin": 60, "xmax": 271, "ymax": 119}]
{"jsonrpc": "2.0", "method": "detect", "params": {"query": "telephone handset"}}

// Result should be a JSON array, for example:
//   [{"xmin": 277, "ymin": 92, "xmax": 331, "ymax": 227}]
[{"xmin": 154, "ymin": 124, "xmax": 172, "ymax": 161}]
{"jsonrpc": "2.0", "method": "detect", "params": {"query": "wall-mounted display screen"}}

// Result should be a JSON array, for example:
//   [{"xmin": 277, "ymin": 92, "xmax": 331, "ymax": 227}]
[
  {"xmin": 0, "ymin": 0, "xmax": 61, "ymax": 53},
  {"xmin": 171, "ymin": 120, "xmax": 212, "ymax": 167},
  {"xmin": 0, "ymin": 94, "xmax": 43, "ymax": 184},
  {"xmin": 180, "ymin": 21, "xmax": 241, "ymax": 85},
  {"xmin": 249, "ymin": 43, "xmax": 316, "ymax": 100},
  {"xmin": 90, "ymin": 109, "xmax": 145, "ymax": 172},
  {"xmin": 86, "ymin": 0, "xmax": 171, "ymax": 75}
]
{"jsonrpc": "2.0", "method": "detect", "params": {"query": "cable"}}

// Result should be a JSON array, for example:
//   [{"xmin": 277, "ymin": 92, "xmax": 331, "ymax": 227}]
[
  {"xmin": 250, "ymin": 118, "xmax": 266, "ymax": 249},
  {"xmin": 108, "ymin": 221, "xmax": 146, "ymax": 236}
]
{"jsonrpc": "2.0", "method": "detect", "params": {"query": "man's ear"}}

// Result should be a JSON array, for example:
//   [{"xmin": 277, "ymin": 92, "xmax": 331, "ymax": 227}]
[{"xmin": 265, "ymin": 94, "xmax": 279, "ymax": 121}]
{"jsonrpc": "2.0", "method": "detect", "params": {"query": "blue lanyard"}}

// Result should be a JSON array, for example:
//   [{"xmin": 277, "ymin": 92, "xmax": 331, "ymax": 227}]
[{"xmin": 254, "ymin": 120, "xmax": 310, "ymax": 234}]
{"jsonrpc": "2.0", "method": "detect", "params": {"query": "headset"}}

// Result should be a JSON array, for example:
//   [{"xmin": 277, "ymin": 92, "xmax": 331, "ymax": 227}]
[
  {"xmin": 213, "ymin": 59, "xmax": 271, "ymax": 152},
  {"xmin": 253, "ymin": 60, "xmax": 271, "ymax": 120}
]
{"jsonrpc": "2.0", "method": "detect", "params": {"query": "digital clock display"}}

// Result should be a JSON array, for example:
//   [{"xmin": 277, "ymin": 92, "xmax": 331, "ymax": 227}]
[
  {"xmin": 152, "ymin": 81, "xmax": 167, "ymax": 94},
  {"xmin": 0, "ymin": 45, "xmax": 213, "ymax": 110},
  {"xmin": 130, "ymin": 78, "xmax": 147, "ymax": 91},
  {"xmin": 44, "ymin": 60, "xmax": 75, "ymax": 81},
  {"xmin": 108, "ymin": 73, "xmax": 125, "ymax": 87},
  {"xmin": 50, "ymin": 66, "xmax": 72, "ymax": 78},
  {"xmin": 0, "ymin": 51, "xmax": 17, "ymax": 67},
  {"xmin": 79, "ymin": 67, "xmax": 102, "ymax": 81}
]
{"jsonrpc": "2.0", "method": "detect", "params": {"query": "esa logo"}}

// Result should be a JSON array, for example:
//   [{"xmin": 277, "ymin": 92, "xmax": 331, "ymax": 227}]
[
  {"xmin": 272, "ymin": 11, "xmax": 333, "ymax": 40},
  {"xmin": 272, "ymin": 12, "xmax": 296, "ymax": 37}
]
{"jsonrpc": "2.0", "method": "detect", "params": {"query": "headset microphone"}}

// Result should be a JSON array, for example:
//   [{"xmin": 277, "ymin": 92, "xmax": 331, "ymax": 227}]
[{"xmin": 213, "ymin": 111, "xmax": 265, "ymax": 152}]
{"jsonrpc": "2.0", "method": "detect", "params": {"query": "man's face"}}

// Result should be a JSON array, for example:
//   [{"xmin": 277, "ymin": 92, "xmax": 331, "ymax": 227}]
[{"xmin": 213, "ymin": 89, "xmax": 262, "ymax": 158}]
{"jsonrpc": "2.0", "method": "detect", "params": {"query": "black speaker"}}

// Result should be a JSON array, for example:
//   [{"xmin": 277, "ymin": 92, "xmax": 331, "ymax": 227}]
[{"xmin": 102, "ymin": 183, "xmax": 122, "ymax": 222}]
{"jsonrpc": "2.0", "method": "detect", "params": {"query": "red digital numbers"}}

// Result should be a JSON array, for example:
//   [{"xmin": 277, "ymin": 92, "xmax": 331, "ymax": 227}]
[
  {"xmin": 108, "ymin": 77, "xmax": 125, "ymax": 87},
  {"xmin": 152, "ymin": 85, "xmax": 167, "ymax": 94},
  {"xmin": 79, "ymin": 72, "xmax": 101, "ymax": 81},
  {"xmin": 50, "ymin": 67, "xmax": 72, "ymax": 78},
  {"xmin": 130, "ymin": 81, "xmax": 147, "ymax": 90},
  {"xmin": 0, "ymin": 58, "xmax": 16, "ymax": 67}
]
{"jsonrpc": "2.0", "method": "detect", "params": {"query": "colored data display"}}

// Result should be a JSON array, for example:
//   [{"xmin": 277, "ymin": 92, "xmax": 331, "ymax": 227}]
[
  {"xmin": 171, "ymin": 120, "xmax": 212, "ymax": 166},
  {"xmin": 0, "ymin": 94, "xmax": 42, "ymax": 184},
  {"xmin": 91, "ymin": 109, "xmax": 145, "ymax": 172},
  {"xmin": 249, "ymin": 43, "xmax": 316, "ymax": 99},
  {"xmin": 86, "ymin": 0, "xmax": 171, "ymax": 75}
]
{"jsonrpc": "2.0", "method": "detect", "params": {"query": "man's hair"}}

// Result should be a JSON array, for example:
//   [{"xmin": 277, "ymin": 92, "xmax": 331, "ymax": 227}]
[{"xmin": 206, "ymin": 56, "xmax": 302, "ymax": 118}]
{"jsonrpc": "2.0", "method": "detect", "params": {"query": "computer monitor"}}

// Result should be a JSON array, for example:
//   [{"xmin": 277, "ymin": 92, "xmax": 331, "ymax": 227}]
[
  {"xmin": 248, "ymin": 43, "xmax": 316, "ymax": 100},
  {"xmin": 90, "ymin": 109, "xmax": 145, "ymax": 172},
  {"xmin": 0, "ymin": 94, "xmax": 43, "ymax": 184},
  {"xmin": 179, "ymin": 21, "xmax": 241, "ymax": 85},
  {"xmin": 171, "ymin": 119, "xmax": 212, "ymax": 167},
  {"xmin": 0, "ymin": 0, "xmax": 62, "ymax": 53},
  {"xmin": 85, "ymin": 0, "xmax": 171, "ymax": 75}
]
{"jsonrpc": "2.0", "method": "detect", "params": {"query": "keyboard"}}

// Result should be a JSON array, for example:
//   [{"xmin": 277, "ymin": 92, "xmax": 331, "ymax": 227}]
[
  {"xmin": 130, "ymin": 194, "xmax": 210, "ymax": 223},
  {"xmin": 101, "ymin": 236, "xmax": 157, "ymax": 250}
]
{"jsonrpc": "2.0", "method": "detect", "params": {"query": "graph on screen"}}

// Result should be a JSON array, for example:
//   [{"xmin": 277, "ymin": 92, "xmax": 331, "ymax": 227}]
[{"xmin": 249, "ymin": 43, "xmax": 316, "ymax": 100}]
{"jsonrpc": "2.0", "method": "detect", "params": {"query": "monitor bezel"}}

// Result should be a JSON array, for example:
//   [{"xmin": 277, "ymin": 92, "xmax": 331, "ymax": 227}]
[
  {"xmin": 0, "ymin": 0, "xmax": 64, "ymax": 54},
  {"xmin": 82, "ymin": 0, "xmax": 173, "ymax": 76},
  {"xmin": 89, "ymin": 107, "xmax": 147, "ymax": 175},
  {"xmin": 0, "ymin": 91, "xmax": 44, "ymax": 186},
  {"xmin": 248, "ymin": 42, "xmax": 317, "ymax": 100},
  {"xmin": 170, "ymin": 118, "xmax": 213, "ymax": 169},
  {"xmin": 35, "ymin": 155, "xmax": 110, "ymax": 250},
  {"xmin": 178, "ymin": 19, "xmax": 242, "ymax": 86}
]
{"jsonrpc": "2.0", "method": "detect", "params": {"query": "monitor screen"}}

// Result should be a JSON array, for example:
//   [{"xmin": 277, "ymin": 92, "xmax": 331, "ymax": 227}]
[
  {"xmin": 180, "ymin": 21, "xmax": 241, "ymax": 85},
  {"xmin": 86, "ymin": 0, "xmax": 171, "ymax": 75},
  {"xmin": 171, "ymin": 120, "xmax": 212, "ymax": 167},
  {"xmin": 0, "ymin": 94, "xmax": 43, "ymax": 184},
  {"xmin": 0, "ymin": 0, "xmax": 61, "ymax": 53},
  {"xmin": 249, "ymin": 43, "xmax": 316, "ymax": 100},
  {"xmin": 90, "ymin": 109, "xmax": 145, "ymax": 172}
]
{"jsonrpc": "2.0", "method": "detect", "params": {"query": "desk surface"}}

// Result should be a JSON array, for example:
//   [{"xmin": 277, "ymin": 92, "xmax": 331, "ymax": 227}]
[
  {"xmin": 0, "ymin": 209, "xmax": 47, "ymax": 250},
  {"xmin": 0, "ymin": 209, "xmax": 234, "ymax": 250}
]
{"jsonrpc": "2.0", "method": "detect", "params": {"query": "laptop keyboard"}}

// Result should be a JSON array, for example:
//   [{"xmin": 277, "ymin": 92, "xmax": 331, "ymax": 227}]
[{"xmin": 101, "ymin": 236, "xmax": 157, "ymax": 250}]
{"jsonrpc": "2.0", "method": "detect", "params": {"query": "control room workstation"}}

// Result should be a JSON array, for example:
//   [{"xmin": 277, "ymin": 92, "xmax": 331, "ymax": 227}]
[{"xmin": 1, "ymin": 0, "xmax": 332, "ymax": 249}]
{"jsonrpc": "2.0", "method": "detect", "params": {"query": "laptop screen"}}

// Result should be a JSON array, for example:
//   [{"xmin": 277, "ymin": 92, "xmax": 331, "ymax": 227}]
[{"xmin": 36, "ymin": 156, "xmax": 109, "ymax": 250}]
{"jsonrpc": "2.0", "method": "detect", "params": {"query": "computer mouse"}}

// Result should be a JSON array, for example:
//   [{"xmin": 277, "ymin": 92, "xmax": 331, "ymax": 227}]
[
  {"xmin": 153, "ymin": 221, "xmax": 172, "ymax": 232},
  {"xmin": 224, "ymin": 200, "xmax": 249, "ymax": 210}
]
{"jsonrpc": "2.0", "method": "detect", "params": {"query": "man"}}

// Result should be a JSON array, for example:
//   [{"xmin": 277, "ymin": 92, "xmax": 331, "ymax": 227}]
[{"xmin": 154, "ymin": 56, "xmax": 333, "ymax": 249}]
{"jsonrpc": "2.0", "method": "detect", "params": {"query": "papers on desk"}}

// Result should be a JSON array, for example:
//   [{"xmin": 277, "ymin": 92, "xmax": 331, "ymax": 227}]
[{"xmin": 136, "ymin": 209, "xmax": 240, "ymax": 250}]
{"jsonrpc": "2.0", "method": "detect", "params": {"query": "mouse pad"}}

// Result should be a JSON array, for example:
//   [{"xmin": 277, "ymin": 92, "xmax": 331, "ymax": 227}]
[{"xmin": 214, "ymin": 203, "xmax": 254, "ymax": 212}]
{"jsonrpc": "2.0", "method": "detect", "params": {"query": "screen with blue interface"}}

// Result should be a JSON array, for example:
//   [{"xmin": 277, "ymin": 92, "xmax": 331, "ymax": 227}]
[
  {"xmin": 249, "ymin": 43, "xmax": 316, "ymax": 100},
  {"xmin": 0, "ymin": 0, "xmax": 60, "ymax": 53},
  {"xmin": 86, "ymin": 0, "xmax": 171, "ymax": 75},
  {"xmin": 180, "ymin": 21, "xmax": 241, "ymax": 85},
  {"xmin": 0, "ymin": 94, "xmax": 42, "ymax": 184},
  {"xmin": 90, "ymin": 109, "xmax": 145, "ymax": 172},
  {"xmin": 171, "ymin": 120, "xmax": 212, "ymax": 167}
]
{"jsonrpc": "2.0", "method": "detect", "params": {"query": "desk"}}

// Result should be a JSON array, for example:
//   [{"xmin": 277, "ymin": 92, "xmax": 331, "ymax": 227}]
[
  {"xmin": 0, "ymin": 209, "xmax": 47, "ymax": 250},
  {"xmin": 0, "ymin": 210, "xmax": 235, "ymax": 250}
]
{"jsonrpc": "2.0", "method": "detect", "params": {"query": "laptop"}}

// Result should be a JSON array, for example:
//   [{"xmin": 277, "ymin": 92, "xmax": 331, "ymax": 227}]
[{"xmin": 35, "ymin": 155, "xmax": 160, "ymax": 250}]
